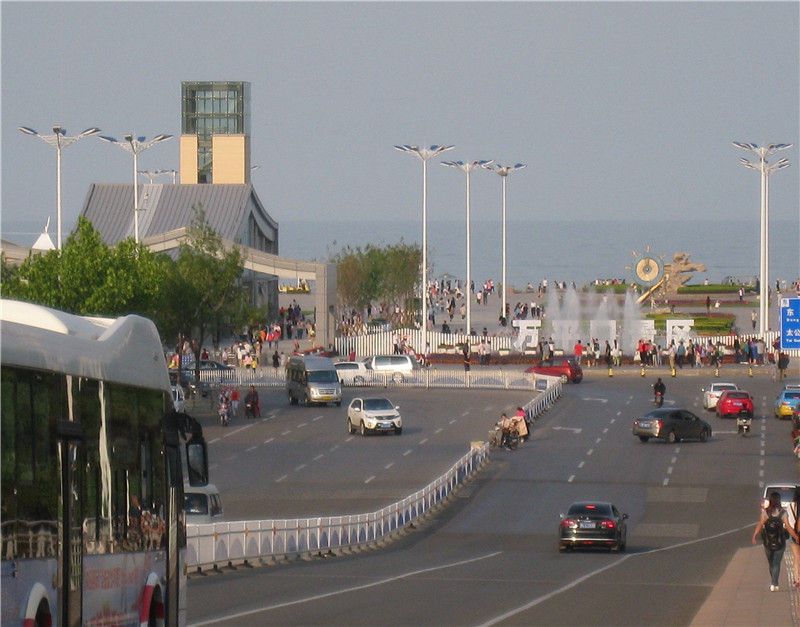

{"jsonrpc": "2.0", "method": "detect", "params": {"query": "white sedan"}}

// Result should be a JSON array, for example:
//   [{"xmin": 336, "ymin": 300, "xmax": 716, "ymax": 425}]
[
  {"xmin": 702, "ymin": 382, "xmax": 738, "ymax": 410},
  {"xmin": 334, "ymin": 360, "xmax": 370, "ymax": 385},
  {"xmin": 347, "ymin": 397, "xmax": 402, "ymax": 436}
]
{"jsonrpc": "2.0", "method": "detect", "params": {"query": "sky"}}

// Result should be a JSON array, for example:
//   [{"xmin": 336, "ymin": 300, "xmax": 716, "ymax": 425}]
[{"xmin": 2, "ymin": 1, "xmax": 798, "ymax": 250}]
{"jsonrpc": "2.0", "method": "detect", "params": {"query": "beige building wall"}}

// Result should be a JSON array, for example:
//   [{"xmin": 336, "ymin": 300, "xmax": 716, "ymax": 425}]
[
  {"xmin": 179, "ymin": 135, "xmax": 198, "ymax": 184},
  {"xmin": 212, "ymin": 135, "xmax": 249, "ymax": 184}
]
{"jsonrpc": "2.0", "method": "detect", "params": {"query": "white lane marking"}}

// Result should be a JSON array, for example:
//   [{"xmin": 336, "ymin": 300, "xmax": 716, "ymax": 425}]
[
  {"xmin": 577, "ymin": 461, "xmax": 585, "ymax": 469},
  {"xmin": 281, "ymin": 430, "xmax": 292, "ymax": 436},
  {"xmin": 246, "ymin": 446, "xmax": 257, "ymax": 452},
  {"xmin": 275, "ymin": 475, "xmax": 288, "ymax": 483},
  {"xmin": 435, "ymin": 428, "xmax": 443, "ymax": 434},
  {"xmin": 189, "ymin": 552, "xmax": 503, "ymax": 627},
  {"xmin": 294, "ymin": 464, "xmax": 306, "ymax": 472},
  {"xmin": 419, "ymin": 438, "xmax": 428, "ymax": 445},
  {"xmin": 595, "ymin": 438, "xmax": 602, "ymax": 444},
  {"xmin": 365, "ymin": 475, "xmax": 375, "ymax": 484},
  {"xmin": 586, "ymin": 449, "xmax": 594, "ymax": 456},
  {"xmin": 568, "ymin": 475, "xmax": 575, "ymax": 482},
  {"xmin": 296, "ymin": 423, "xmax": 308, "ymax": 429},
  {"xmin": 263, "ymin": 437, "xmax": 274, "ymax": 444},
  {"xmin": 313, "ymin": 454, "xmax": 324, "ymax": 461},
  {"xmin": 384, "ymin": 462, "xmax": 394, "ymax": 470},
  {"xmin": 403, "ymin": 450, "xmax": 413, "ymax": 456}
]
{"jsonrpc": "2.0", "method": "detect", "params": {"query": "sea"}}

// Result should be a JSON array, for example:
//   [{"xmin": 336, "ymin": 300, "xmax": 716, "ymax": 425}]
[{"xmin": 279, "ymin": 218, "xmax": 800, "ymax": 290}]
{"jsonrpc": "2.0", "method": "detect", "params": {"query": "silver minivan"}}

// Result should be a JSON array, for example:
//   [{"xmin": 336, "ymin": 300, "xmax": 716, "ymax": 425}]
[
  {"xmin": 286, "ymin": 355, "xmax": 342, "ymax": 406},
  {"xmin": 362, "ymin": 354, "xmax": 420, "ymax": 382}
]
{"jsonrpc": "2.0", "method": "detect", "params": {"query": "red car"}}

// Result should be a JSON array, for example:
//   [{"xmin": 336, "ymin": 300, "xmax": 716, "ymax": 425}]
[
  {"xmin": 525, "ymin": 358, "xmax": 583, "ymax": 383},
  {"xmin": 715, "ymin": 390, "xmax": 754, "ymax": 418}
]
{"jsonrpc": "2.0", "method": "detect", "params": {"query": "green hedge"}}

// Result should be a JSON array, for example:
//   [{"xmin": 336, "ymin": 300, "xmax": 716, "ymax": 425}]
[
  {"xmin": 646, "ymin": 312, "xmax": 734, "ymax": 334},
  {"xmin": 677, "ymin": 284, "xmax": 756, "ymax": 295}
]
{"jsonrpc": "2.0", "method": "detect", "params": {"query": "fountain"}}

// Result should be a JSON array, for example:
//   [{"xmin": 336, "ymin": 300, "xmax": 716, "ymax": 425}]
[{"xmin": 539, "ymin": 286, "xmax": 654, "ymax": 357}]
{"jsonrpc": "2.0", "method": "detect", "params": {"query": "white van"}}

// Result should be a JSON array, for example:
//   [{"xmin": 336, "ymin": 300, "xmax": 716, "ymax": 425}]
[
  {"xmin": 286, "ymin": 355, "xmax": 342, "ymax": 406},
  {"xmin": 184, "ymin": 484, "xmax": 224, "ymax": 525},
  {"xmin": 362, "ymin": 354, "xmax": 420, "ymax": 382}
]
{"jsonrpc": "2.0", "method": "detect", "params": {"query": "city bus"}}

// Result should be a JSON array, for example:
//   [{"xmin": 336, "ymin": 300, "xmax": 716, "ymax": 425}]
[{"xmin": 1, "ymin": 299, "xmax": 209, "ymax": 627}]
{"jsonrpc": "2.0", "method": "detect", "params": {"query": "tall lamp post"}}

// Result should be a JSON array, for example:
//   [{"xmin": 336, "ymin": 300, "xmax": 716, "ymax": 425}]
[
  {"xmin": 733, "ymin": 142, "xmax": 792, "ymax": 335},
  {"xmin": 18, "ymin": 125, "xmax": 101, "ymax": 250},
  {"xmin": 394, "ymin": 144, "xmax": 454, "ymax": 356},
  {"xmin": 99, "ymin": 133, "xmax": 173, "ymax": 242},
  {"xmin": 484, "ymin": 162, "xmax": 527, "ymax": 322},
  {"xmin": 442, "ymin": 159, "xmax": 493, "ymax": 335}
]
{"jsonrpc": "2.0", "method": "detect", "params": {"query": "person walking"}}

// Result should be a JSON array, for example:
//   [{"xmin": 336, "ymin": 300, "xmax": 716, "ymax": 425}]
[{"xmin": 752, "ymin": 491, "xmax": 800, "ymax": 591}]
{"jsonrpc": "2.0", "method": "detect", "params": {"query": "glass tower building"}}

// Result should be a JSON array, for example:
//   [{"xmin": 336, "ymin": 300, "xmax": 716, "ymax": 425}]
[{"xmin": 180, "ymin": 81, "xmax": 251, "ymax": 184}]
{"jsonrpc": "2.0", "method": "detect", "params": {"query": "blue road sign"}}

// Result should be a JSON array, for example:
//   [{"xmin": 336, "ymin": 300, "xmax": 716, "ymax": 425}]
[{"xmin": 780, "ymin": 298, "xmax": 800, "ymax": 350}]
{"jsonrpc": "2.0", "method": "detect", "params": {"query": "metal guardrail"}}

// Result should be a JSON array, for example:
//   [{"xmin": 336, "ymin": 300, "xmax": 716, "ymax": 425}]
[{"xmin": 186, "ymin": 378, "xmax": 562, "ymax": 571}]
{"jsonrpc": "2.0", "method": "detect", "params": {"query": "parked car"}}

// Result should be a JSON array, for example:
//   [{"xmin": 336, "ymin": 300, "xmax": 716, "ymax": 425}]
[
  {"xmin": 171, "ymin": 385, "xmax": 186, "ymax": 413},
  {"xmin": 184, "ymin": 484, "xmax": 224, "ymax": 525},
  {"xmin": 347, "ymin": 397, "xmax": 403, "ymax": 435},
  {"xmin": 335, "ymin": 360, "xmax": 370, "ymax": 385},
  {"xmin": 361, "ymin": 354, "xmax": 420, "ymax": 382},
  {"xmin": 774, "ymin": 387, "xmax": 800, "ymax": 419},
  {"xmin": 715, "ymin": 390, "xmax": 754, "ymax": 418},
  {"xmin": 558, "ymin": 501, "xmax": 627, "ymax": 552},
  {"xmin": 702, "ymin": 382, "xmax": 738, "ymax": 410},
  {"xmin": 525, "ymin": 359, "xmax": 583, "ymax": 384},
  {"xmin": 169, "ymin": 371, "xmax": 210, "ymax": 398},
  {"xmin": 632, "ymin": 408, "xmax": 712, "ymax": 443}
]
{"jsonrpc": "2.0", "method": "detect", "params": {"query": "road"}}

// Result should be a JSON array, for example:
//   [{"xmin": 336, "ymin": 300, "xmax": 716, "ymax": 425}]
[{"xmin": 186, "ymin": 371, "xmax": 796, "ymax": 625}]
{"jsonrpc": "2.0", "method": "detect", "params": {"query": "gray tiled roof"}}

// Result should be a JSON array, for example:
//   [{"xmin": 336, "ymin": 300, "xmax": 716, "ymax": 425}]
[{"xmin": 80, "ymin": 183, "xmax": 278, "ymax": 251}]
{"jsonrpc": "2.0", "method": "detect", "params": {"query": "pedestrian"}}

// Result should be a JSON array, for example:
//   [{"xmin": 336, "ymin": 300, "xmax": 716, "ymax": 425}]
[
  {"xmin": 462, "ymin": 344, "xmax": 471, "ymax": 372},
  {"xmin": 751, "ymin": 310, "xmax": 758, "ymax": 330},
  {"xmin": 272, "ymin": 350, "xmax": 280, "ymax": 374},
  {"xmin": 574, "ymin": 340, "xmax": 584, "ymax": 365},
  {"xmin": 790, "ymin": 487, "xmax": 800, "ymax": 587},
  {"xmin": 230, "ymin": 387, "xmax": 240, "ymax": 416},
  {"xmin": 752, "ymin": 491, "xmax": 800, "ymax": 591}
]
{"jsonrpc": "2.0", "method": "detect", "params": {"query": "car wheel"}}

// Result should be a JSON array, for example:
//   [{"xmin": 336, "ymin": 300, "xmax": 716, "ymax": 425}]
[
  {"xmin": 699, "ymin": 428, "xmax": 709, "ymax": 442},
  {"xmin": 348, "ymin": 419, "xmax": 356, "ymax": 434},
  {"xmin": 638, "ymin": 436, "xmax": 650, "ymax": 443},
  {"xmin": 354, "ymin": 375, "xmax": 365, "ymax": 385},
  {"xmin": 666, "ymin": 431, "xmax": 677, "ymax": 444},
  {"xmin": 335, "ymin": 401, "xmax": 341, "ymax": 407},
  {"xmin": 395, "ymin": 427, "xmax": 403, "ymax": 435},
  {"xmin": 559, "ymin": 374, "xmax": 569, "ymax": 384},
  {"xmin": 289, "ymin": 394, "xmax": 298, "ymax": 406},
  {"xmin": 359, "ymin": 420, "xmax": 368, "ymax": 436}
]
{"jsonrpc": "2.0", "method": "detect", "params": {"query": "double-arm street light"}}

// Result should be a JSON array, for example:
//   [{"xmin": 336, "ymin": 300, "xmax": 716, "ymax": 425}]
[
  {"xmin": 18, "ymin": 125, "xmax": 101, "ymax": 250},
  {"xmin": 394, "ymin": 144, "xmax": 454, "ymax": 356},
  {"xmin": 99, "ymin": 133, "xmax": 173, "ymax": 242},
  {"xmin": 733, "ymin": 142, "xmax": 792, "ymax": 335},
  {"xmin": 442, "ymin": 159, "xmax": 493, "ymax": 336},
  {"xmin": 484, "ymin": 162, "xmax": 527, "ymax": 322}
]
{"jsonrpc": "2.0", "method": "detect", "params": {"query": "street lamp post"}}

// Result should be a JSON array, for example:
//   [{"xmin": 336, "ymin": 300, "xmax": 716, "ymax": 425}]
[
  {"xmin": 442, "ymin": 159, "xmax": 493, "ymax": 336},
  {"xmin": 733, "ymin": 142, "xmax": 792, "ymax": 335},
  {"xmin": 99, "ymin": 133, "xmax": 173, "ymax": 243},
  {"xmin": 394, "ymin": 145, "xmax": 454, "ymax": 357},
  {"xmin": 484, "ymin": 162, "xmax": 527, "ymax": 323},
  {"xmin": 18, "ymin": 125, "xmax": 101, "ymax": 250}
]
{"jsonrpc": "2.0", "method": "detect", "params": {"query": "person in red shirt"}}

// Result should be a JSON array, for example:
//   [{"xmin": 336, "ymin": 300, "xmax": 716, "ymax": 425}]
[{"xmin": 574, "ymin": 340, "xmax": 584, "ymax": 365}]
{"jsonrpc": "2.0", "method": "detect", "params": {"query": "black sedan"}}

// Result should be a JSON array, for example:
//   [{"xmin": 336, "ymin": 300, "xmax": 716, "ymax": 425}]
[
  {"xmin": 559, "ymin": 501, "xmax": 627, "ymax": 552},
  {"xmin": 632, "ymin": 408, "xmax": 712, "ymax": 443}
]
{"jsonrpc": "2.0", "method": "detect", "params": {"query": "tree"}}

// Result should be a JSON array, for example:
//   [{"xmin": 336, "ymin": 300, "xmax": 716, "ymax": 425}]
[
  {"xmin": 1, "ymin": 217, "xmax": 167, "ymax": 318},
  {"xmin": 332, "ymin": 241, "xmax": 421, "ymax": 328},
  {"xmin": 158, "ymin": 205, "xmax": 247, "ymax": 374}
]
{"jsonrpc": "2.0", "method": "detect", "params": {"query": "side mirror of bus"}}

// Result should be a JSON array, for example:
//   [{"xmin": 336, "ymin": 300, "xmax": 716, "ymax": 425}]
[{"xmin": 186, "ymin": 438, "xmax": 209, "ymax": 487}]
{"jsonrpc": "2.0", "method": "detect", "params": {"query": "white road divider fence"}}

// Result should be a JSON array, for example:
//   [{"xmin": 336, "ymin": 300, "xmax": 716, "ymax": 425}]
[{"xmin": 186, "ymin": 377, "xmax": 562, "ymax": 572}]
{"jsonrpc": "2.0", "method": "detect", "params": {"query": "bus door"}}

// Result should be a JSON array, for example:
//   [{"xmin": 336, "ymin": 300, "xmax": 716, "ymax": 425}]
[{"xmin": 58, "ymin": 419, "xmax": 83, "ymax": 627}]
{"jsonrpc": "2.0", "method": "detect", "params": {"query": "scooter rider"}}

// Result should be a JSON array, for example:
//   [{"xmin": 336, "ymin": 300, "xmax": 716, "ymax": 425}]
[
  {"xmin": 245, "ymin": 385, "xmax": 261, "ymax": 419},
  {"xmin": 653, "ymin": 378, "xmax": 666, "ymax": 405}
]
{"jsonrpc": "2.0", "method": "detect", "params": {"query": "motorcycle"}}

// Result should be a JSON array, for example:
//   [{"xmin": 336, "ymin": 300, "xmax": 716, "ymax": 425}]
[
  {"xmin": 737, "ymin": 411, "xmax": 752, "ymax": 437},
  {"xmin": 653, "ymin": 391, "xmax": 664, "ymax": 407},
  {"xmin": 244, "ymin": 401, "xmax": 258, "ymax": 420},
  {"xmin": 218, "ymin": 399, "xmax": 231, "ymax": 427}
]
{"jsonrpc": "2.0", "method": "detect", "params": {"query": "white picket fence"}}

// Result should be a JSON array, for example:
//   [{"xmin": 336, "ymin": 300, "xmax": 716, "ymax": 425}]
[{"xmin": 186, "ymin": 378, "xmax": 562, "ymax": 571}]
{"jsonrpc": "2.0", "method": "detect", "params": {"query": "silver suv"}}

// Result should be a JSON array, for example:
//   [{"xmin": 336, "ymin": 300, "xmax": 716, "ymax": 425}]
[{"xmin": 362, "ymin": 354, "xmax": 420, "ymax": 382}]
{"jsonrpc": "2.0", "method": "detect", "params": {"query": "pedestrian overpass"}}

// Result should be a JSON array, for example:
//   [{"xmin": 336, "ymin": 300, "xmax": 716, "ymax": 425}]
[{"xmin": 142, "ymin": 227, "xmax": 337, "ymax": 348}]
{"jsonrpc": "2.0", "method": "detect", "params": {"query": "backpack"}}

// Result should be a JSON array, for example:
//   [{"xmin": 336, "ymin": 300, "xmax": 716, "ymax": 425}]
[{"xmin": 763, "ymin": 512, "xmax": 786, "ymax": 550}]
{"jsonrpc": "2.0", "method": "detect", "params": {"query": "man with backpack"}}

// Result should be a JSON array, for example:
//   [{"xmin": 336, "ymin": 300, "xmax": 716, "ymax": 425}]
[{"xmin": 752, "ymin": 491, "xmax": 800, "ymax": 591}]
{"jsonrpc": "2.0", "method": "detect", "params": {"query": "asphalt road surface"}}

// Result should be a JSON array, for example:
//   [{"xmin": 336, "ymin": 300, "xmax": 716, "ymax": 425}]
[{"xmin": 187, "ymin": 372, "xmax": 796, "ymax": 626}]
